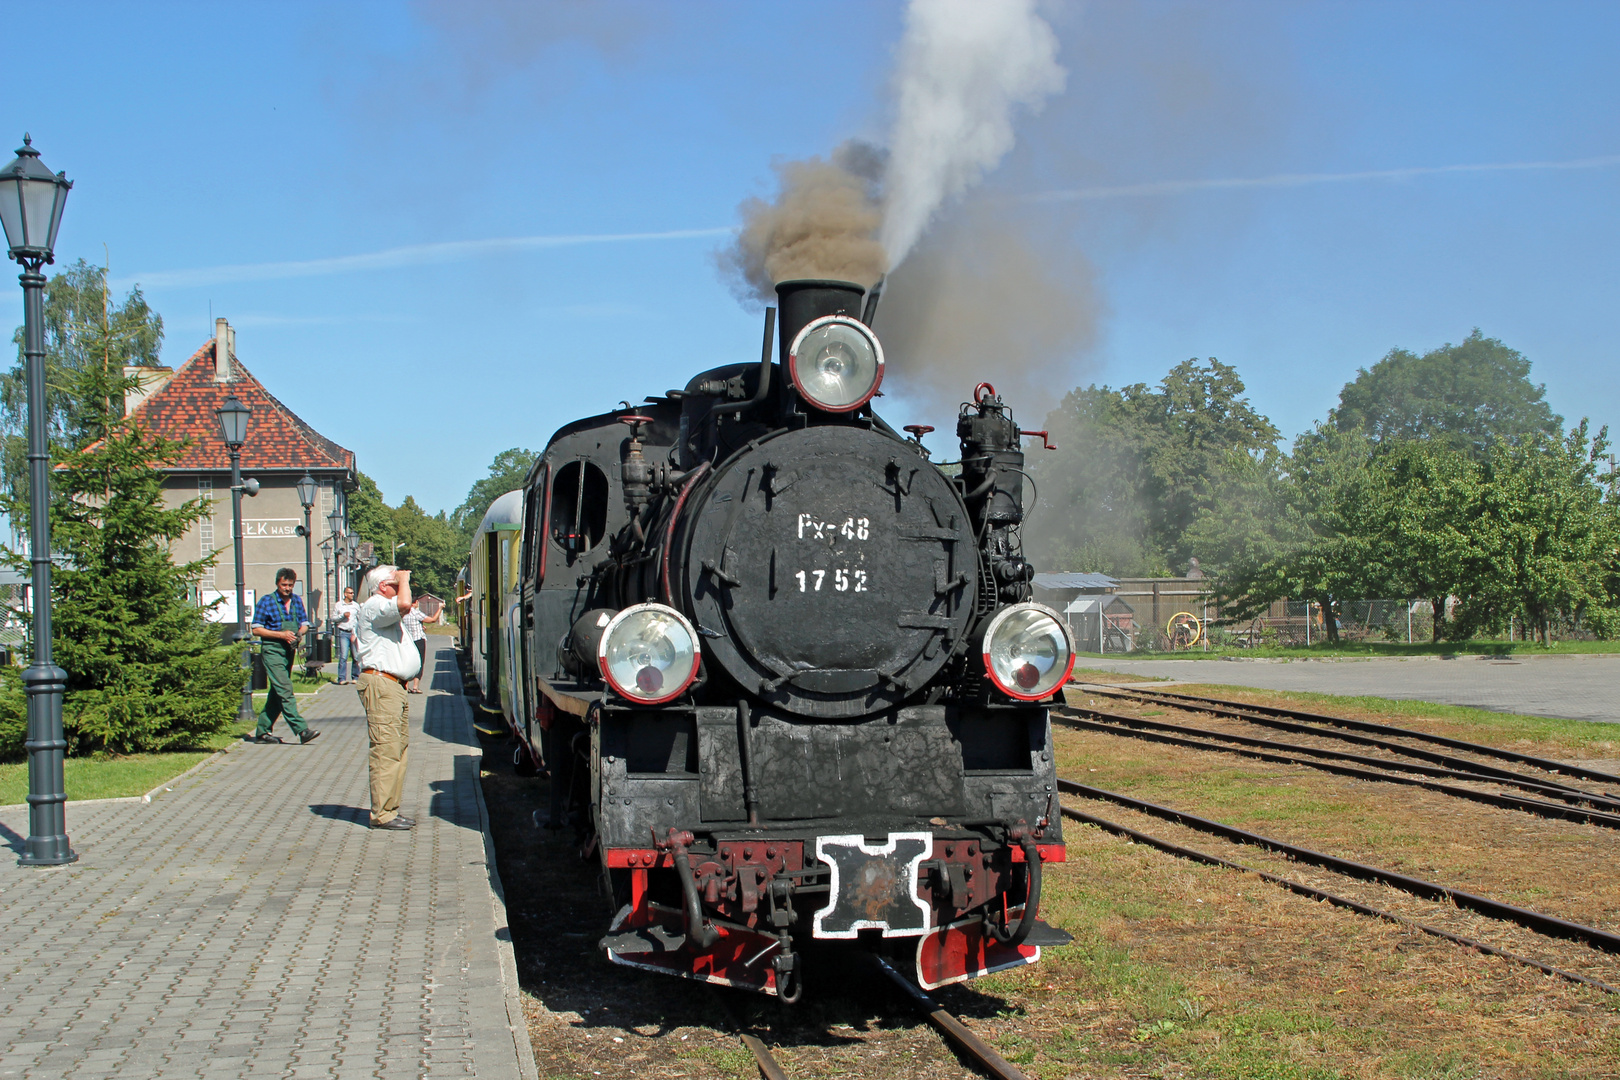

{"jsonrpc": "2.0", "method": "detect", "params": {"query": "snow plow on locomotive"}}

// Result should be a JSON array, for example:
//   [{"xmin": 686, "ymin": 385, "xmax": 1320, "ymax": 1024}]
[{"xmin": 481, "ymin": 279, "xmax": 1075, "ymax": 999}]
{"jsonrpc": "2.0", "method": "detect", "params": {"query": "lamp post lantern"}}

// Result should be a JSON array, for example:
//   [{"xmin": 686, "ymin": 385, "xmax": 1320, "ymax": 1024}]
[
  {"xmin": 216, "ymin": 393, "xmax": 254, "ymax": 726},
  {"xmin": 1, "ymin": 134, "xmax": 75, "ymax": 866}
]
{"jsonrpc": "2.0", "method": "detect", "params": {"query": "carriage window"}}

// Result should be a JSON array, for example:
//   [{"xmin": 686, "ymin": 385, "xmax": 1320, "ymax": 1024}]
[
  {"xmin": 550, "ymin": 459, "xmax": 608, "ymax": 557},
  {"xmin": 522, "ymin": 469, "xmax": 544, "ymax": 582}
]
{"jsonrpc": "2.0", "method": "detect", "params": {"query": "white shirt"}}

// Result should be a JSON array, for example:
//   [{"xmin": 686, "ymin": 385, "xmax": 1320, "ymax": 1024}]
[
  {"xmin": 355, "ymin": 594, "xmax": 422, "ymax": 680},
  {"xmin": 334, "ymin": 600, "xmax": 360, "ymax": 633}
]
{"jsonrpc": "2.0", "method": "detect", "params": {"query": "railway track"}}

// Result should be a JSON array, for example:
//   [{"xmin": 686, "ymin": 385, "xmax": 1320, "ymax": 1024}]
[
  {"xmin": 1056, "ymin": 776, "xmax": 1620, "ymax": 993},
  {"xmin": 719, "ymin": 958, "xmax": 1033, "ymax": 1080},
  {"xmin": 1056, "ymin": 793, "xmax": 1620, "ymax": 995},
  {"xmin": 1060, "ymin": 685, "xmax": 1620, "ymax": 827},
  {"xmin": 1078, "ymin": 684, "xmax": 1620, "ymax": 786}
]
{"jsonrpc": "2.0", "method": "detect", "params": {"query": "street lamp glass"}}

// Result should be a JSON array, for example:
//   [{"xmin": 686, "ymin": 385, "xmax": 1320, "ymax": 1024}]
[
  {"xmin": 0, "ymin": 136, "xmax": 71, "ymax": 263},
  {"xmin": 215, "ymin": 394, "xmax": 251, "ymax": 448},
  {"xmin": 296, "ymin": 472, "xmax": 317, "ymax": 509},
  {"xmin": 327, "ymin": 509, "xmax": 343, "ymax": 536}
]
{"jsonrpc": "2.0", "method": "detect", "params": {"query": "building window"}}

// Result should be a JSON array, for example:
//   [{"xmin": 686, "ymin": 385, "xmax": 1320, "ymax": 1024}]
[{"xmin": 198, "ymin": 477, "xmax": 216, "ymax": 586}]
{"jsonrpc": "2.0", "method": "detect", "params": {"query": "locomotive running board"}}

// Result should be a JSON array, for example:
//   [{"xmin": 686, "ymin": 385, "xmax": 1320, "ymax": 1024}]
[
  {"xmin": 601, "ymin": 903, "xmax": 782, "ymax": 996},
  {"xmin": 914, "ymin": 909, "xmax": 1072, "ymax": 990}
]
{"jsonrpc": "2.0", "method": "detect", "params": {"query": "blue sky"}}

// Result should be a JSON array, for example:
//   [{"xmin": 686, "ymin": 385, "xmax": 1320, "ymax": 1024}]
[{"xmin": 7, "ymin": 0, "xmax": 1617, "ymax": 514}]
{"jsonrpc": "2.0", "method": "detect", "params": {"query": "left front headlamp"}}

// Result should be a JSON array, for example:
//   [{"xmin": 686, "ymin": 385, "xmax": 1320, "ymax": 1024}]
[
  {"xmin": 981, "ymin": 602, "xmax": 1075, "ymax": 701},
  {"xmin": 788, "ymin": 315, "xmax": 884, "ymax": 413},
  {"xmin": 597, "ymin": 602, "xmax": 701, "ymax": 704}
]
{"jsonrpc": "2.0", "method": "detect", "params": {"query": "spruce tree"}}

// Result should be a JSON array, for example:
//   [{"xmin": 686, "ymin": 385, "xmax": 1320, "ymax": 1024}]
[{"xmin": 0, "ymin": 333, "xmax": 240, "ymax": 757}]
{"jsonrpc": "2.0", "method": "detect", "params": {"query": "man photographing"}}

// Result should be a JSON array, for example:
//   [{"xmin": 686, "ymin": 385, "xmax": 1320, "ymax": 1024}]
[
  {"xmin": 251, "ymin": 568, "xmax": 321, "ymax": 745},
  {"xmin": 355, "ymin": 565, "xmax": 422, "ymax": 830}
]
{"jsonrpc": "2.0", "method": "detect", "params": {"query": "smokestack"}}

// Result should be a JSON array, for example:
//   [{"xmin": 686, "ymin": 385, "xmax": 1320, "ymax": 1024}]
[
  {"xmin": 775, "ymin": 280, "xmax": 866, "ymax": 361},
  {"xmin": 213, "ymin": 318, "xmax": 235, "ymax": 384}
]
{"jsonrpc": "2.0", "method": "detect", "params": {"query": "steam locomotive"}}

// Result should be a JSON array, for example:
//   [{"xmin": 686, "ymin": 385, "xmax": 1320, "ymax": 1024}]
[{"xmin": 463, "ymin": 279, "xmax": 1075, "ymax": 999}]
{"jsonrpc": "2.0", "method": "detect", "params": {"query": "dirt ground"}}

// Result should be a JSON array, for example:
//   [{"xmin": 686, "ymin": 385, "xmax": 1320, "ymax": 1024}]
[{"xmin": 480, "ymin": 681, "xmax": 1620, "ymax": 1079}]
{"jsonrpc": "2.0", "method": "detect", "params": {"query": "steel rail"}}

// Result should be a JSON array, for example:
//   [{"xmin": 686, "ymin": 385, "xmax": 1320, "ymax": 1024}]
[
  {"xmin": 873, "ymin": 956, "xmax": 1032, "ymax": 1080},
  {"xmin": 1058, "ymin": 802, "xmax": 1620, "ymax": 995},
  {"xmin": 1078, "ymin": 685, "xmax": 1596, "ymax": 791},
  {"xmin": 1061, "ymin": 703, "xmax": 1620, "ymax": 809},
  {"xmin": 708, "ymin": 989, "xmax": 792, "ymax": 1080},
  {"xmin": 1056, "ymin": 777, "xmax": 1620, "ymax": 953},
  {"xmin": 1082, "ymin": 685, "xmax": 1620, "ymax": 786},
  {"xmin": 1057, "ymin": 707, "xmax": 1620, "ymax": 825}
]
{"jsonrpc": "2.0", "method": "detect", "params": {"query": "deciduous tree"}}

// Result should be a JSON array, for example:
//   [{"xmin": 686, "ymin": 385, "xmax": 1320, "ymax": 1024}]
[{"xmin": 1331, "ymin": 330, "xmax": 1560, "ymax": 457}]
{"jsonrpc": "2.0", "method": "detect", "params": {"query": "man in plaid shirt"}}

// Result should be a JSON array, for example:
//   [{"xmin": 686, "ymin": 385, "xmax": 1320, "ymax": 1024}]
[{"xmin": 251, "ymin": 568, "xmax": 322, "ymax": 744}]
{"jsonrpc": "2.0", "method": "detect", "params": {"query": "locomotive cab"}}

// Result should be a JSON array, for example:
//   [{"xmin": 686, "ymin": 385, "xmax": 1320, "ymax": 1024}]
[{"xmin": 516, "ymin": 278, "xmax": 1074, "ymax": 998}]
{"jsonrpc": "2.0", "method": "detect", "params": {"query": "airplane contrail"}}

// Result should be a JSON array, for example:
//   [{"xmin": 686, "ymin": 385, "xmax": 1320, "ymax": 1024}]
[
  {"xmin": 1029, "ymin": 153, "xmax": 1620, "ymax": 203},
  {"xmin": 116, "ymin": 226, "xmax": 735, "ymax": 290},
  {"xmin": 116, "ymin": 153, "xmax": 1620, "ymax": 289}
]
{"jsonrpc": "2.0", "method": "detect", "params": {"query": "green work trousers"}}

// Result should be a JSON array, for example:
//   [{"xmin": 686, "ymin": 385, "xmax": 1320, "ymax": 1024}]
[{"xmin": 255, "ymin": 640, "xmax": 309, "ymax": 738}]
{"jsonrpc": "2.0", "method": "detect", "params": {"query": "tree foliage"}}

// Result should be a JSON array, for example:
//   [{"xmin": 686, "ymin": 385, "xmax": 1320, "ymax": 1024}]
[
  {"xmin": 346, "ymin": 472, "xmax": 465, "ymax": 601},
  {"xmin": 1330, "ymin": 330, "xmax": 1560, "ymax": 457},
  {"xmin": 0, "ymin": 346, "xmax": 239, "ymax": 758},
  {"xmin": 1, "ymin": 259, "xmax": 164, "ymax": 506},
  {"xmin": 452, "ymin": 448, "xmax": 536, "ymax": 540},
  {"xmin": 1031, "ymin": 359, "xmax": 1278, "ymax": 576}
]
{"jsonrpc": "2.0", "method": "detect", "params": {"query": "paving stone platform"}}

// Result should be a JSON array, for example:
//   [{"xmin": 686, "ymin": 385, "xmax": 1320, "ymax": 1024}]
[{"xmin": 0, "ymin": 639, "xmax": 538, "ymax": 1080}]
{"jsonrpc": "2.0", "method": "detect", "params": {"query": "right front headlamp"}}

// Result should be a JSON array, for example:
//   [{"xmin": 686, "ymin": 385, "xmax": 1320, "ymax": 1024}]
[
  {"xmin": 787, "ymin": 315, "xmax": 885, "ymax": 413},
  {"xmin": 980, "ymin": 602, "xmax": 1075, "ymax": 701}
]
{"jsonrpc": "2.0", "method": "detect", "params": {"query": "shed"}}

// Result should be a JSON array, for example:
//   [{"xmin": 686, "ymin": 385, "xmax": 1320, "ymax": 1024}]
[{"xmin": 1062, "ymin": 594, "xmax": 1138, "ymax": 653}]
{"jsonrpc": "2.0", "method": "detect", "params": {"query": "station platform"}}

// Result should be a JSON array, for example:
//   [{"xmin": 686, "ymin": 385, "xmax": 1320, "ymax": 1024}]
[{"xmin": 0, "ymin": 639, "xmax": 538, "ymax": 1080}]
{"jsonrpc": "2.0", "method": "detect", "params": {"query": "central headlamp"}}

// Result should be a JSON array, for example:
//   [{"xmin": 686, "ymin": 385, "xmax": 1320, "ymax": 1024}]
[
  {"xmin": 787, "ymin": 315, "xmax": 884, "ymax": 413},
  {"xmin": 597, "ymin": 602, "xmax": 701, "ymax": 705},
  {"xmin": 980, "ymin": 602, "xmax": 1075, "ymax": 701}
]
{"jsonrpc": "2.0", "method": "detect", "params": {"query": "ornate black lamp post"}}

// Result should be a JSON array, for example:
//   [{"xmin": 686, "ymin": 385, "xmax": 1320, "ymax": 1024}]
[
  {"xmin": 215, "ymin": 393, "xmax": 254, "ymax": 725},
  {"xmin": 325, "ymin": 508, "xmax": 342, "ymax": 623},
  {"xmin": 1, "ymin": 134, "xmax": 75, "ymax": 866},
  {"xmin": 296, "ymin": 472, "xmax": 316, "ymax": 650}
]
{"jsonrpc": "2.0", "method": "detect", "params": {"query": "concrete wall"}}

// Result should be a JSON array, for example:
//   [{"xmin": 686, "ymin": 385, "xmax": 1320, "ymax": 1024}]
[{"xmin": 163, "ymin": 471, "xmax": 349, "ymax": 626}]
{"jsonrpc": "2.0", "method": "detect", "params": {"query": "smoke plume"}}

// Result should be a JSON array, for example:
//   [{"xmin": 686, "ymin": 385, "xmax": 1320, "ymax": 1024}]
[
  {"xmin": 880, "ymin": 0, "xmax": 1065, "ymax": 267},
  {"xmin": 717, "ymin": 142, "xmax": 888, "ymax": 303},
  {"xmin": 719, "ymin": 0, "xmax": 1064, "ymax": 302},
  {"xmin": 875, "ymin": 200, "xmax": 1100, "ymax": 414}
]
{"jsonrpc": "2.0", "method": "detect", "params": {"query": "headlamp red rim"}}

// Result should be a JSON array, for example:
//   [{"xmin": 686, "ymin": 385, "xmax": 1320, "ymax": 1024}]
[
  {"xmin": 596, "ymin": 602, "xmax": 702, "ymax": 705},
  {"xmin": 786, "ymin": 314, "xmax": 885, "ymax": 414},
  {"xmin": 979, "ymin": 602, "xmax": 1076, "ymax": 702}
]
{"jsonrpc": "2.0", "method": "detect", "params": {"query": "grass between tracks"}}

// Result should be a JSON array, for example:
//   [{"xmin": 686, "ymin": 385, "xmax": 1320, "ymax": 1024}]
[{"xmin": 981, "ymin": 687, "xmax": 1620, "ymax": 1079}]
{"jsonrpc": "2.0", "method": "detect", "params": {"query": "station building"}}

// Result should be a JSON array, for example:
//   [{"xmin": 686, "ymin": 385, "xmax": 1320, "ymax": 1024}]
[{"xmin": 123, "ymin": 318, "xmax": 356, "ymax": 626}]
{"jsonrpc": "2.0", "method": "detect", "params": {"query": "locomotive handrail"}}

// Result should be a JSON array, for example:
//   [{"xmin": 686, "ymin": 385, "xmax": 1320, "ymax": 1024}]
[{"xmin": 708, "ymin": 306, "xmax": 776, "ymax": 420}]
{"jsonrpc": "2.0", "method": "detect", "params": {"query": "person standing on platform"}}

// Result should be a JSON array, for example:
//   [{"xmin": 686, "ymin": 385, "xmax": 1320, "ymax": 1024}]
[
  {"xmin": 251, "ymin": 568, "xmax": 322, "ymax": 745},
  {"xmin": 332, "ymin": 586, "xmax": 360, "ymax": 684},
  {"xmin": 355, "ymin": 565, "xmax": 422, "ymax": 830},
  {"xmin": 400, "ymin": 600, "xmax": 424, "ymax": 694}
]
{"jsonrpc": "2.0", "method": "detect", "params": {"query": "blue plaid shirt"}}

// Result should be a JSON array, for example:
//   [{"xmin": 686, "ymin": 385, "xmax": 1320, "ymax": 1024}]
[{"xmin": 253, "ymin": 591, "xmax": 307, "ymax": 635}]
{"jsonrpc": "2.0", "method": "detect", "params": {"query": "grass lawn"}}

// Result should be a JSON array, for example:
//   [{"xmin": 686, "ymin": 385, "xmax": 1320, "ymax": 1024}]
[{"xmin": 0, "ymin": 670, "xmax": 338, "ymax": 807}]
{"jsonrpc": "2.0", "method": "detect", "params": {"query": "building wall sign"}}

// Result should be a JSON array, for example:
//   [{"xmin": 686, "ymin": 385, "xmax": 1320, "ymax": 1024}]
[{"xmin": 230, "ymin": 519, "xmax": 302, "ymax": 539}]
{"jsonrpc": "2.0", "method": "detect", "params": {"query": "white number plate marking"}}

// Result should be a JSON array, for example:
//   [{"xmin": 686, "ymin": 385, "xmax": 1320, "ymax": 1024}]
[
  {"xmin": 797, "ymin": 514, "xmax": 870, "ymax": 542},
  {"xmin": 794, "ymin": 568, "xmax": 867, "ymax": 593}
]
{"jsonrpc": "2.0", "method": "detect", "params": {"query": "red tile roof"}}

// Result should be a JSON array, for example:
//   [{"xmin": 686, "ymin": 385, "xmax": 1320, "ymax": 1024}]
[{"xmin": 129, "ymin": 339, "xmax": 356, "ymax": 475}]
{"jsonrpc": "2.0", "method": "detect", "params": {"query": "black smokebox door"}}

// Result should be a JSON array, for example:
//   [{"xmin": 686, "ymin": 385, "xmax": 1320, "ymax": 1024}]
[{"xmin": 683, "ymin": 426, "xmax": 975, "ymax": 719}]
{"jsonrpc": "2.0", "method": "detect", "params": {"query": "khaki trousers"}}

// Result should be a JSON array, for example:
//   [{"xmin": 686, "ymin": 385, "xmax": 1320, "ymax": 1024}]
[{"xmin": 358, "ymin": 671, "xmax": 410, "ymax": 826}]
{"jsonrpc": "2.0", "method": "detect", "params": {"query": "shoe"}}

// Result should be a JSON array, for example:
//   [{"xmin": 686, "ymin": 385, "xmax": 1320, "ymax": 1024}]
[
  {"xmin": 393, "ymin": 815, "xmax": 416, "ymax": 828},
  {"xmin": 253, "ymin": 733, "xmax": 283, "ymax": 744},
  {"xmin": 373, "ymin": 817, "xmax": 414, "ymax": 830},
  {"xmin": 300, "ymin": 729, "xmax": 322, "ymax": 745}
]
